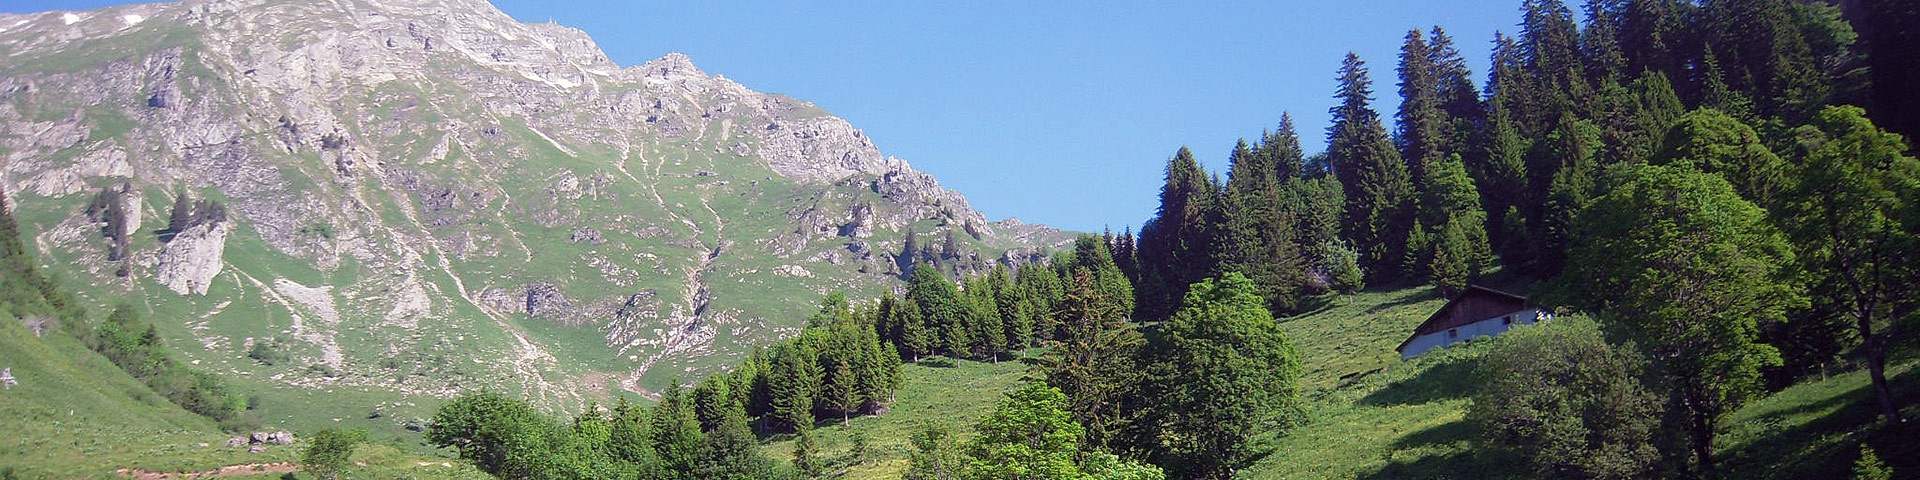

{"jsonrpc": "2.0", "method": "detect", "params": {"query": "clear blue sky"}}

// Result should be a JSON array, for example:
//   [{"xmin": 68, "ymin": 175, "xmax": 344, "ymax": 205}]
[{"xmin": 7, "ymin": 1, "xmax": 1535, "ymax": 233}]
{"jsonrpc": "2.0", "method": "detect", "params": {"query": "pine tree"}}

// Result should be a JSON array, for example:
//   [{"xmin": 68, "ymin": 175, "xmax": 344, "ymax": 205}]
[
  {"xmin": 649, "ymin": 384, "xmax": 703, "ymax": 478},
  {"xmin": 691, "ymin": 376, "xmax": 733, "ymax": 433},
  {"xmin": 1397, "ymin": 28, "xmax": 1442, "ymax": 181},
  {"xmin": 1328, "ymin": 53, "xmax": 1415, "ymax": 280},
  {"xmin": 1581, "ymin": 0, "xmax": 1628, "ymax": 85},
  {"xmin": 962, "ymin": 275, "xmax": 1005, "ymax": 361},
  {"xmin": 908, "ymin": 265, "xmax": 970, "ymax": 357},
  {"xmin": 1620, "ymin": 0, "xmax": 1692, "ymax": 86},
  {"xmin": 691, "ymin": 389, "xmax": 778, "ymax": 480},
  {"xmin": 1032, "ymin": 269, "xmax": 1143, "ymax": 451},
  {"xmin": 1428, "ymin": 27, "xmax": 1482, "ymax": 155},
  {"xmin": 769, "ymin": 342, "xmax": 822, "ymax": 433},
  {"xmin": 792, "ymin": 427, "xmax": 823, "ymax": 479},
  {"xmin": 1134, "ymin": 147, "xmax": 1222, "ymax": 321},
  {"xmin": 163, "ymin": 190, "xmax": 193, "ymax": 242}
]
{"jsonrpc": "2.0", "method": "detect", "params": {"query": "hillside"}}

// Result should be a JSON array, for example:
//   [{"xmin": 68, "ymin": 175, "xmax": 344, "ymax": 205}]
[
  {"xmin": 757, "ymin": 283, "xmax": 1917, "ymax": 480},
  {"xmin": 0, "ymin": 0, "xmax": 1070, "ymax": 422}
]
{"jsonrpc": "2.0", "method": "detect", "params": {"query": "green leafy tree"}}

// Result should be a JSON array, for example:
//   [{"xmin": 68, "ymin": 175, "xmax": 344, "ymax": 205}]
[
  {"xmin": 302, "ymin": 428, "xmax": 368, "ymax": 480},
  {"xmin": 903, "ymin": 425, "xmax": 967, "ymax": 480},
  {"xmin": 964, "ymin": 383, "xmax": 1087, "ymax": 480},
  {"xmin": 1567, "ymin": 165, "xmax": 1799, "ymax": 476},
  {"xmin": 427, "ymin": 391, "xmax": 553, "ymax": 478},
  {"xmin": 1653, "ymin": 108, "xmax": 1789, "ymax": 206},
  {"xmin": 1138, "ymin": 273, "xmax": 1303, "ymax": 480},
  {"xmin": 1468, "ymin": 316, "xmax": 1661, "ymax": 480},
  {"xmin": 1780, "ymin": 106, "xmax": 1917, "ymax": 425},
  {"xmin": 1852, "ymin": 444, "xmax": 1892, "ymax": 480}
]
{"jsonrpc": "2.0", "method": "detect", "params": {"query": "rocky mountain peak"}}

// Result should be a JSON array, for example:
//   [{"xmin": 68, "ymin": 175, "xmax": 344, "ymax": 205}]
[
  {"xmin": 0, "ymin": 0, "xmax": 1070, "ymax": 405},
  {"xmin": 638, "ymin": 52, "xmax": 706, "ymax": 81}
]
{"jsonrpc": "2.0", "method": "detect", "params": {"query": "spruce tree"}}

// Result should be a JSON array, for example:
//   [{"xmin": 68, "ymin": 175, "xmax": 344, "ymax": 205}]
[
  {"xmin": 1134, "ymin": 147, "xmax": 1222, "ymax": 320},
  {"xmin": 1032, "ymin": 269, "xmax": 1143, "ymax": 451},
  {"xmin": 768, "ymin": 342, "xmax": 822, "ymax": 433},
  {"xmin": 908, "ymin": 264, "xmax": 970, "ymax": 357},
  {"xmin": 1327, "ymin": 53, "xmax": 1414, "ymax": 280}
]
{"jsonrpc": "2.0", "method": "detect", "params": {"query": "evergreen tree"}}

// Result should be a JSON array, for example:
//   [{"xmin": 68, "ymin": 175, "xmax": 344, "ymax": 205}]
[
  {"xmin": 1428, "ymin": 27, "xmax": 1483, "ymax": 156},
  {"xmin": 908, "ymin": 264, "xmax": 971, "ymax": 357},
  {"xmin": 691, "ymin": 390, "xmax": 778, "ymax": 480},
  {"xmin": 1521, "ymin": 0, "xmax": 1592, "ymax": 118},
  {"xmin": 650, "ymin": 384, "xmax": 703, "ymax": 478},
  {"xmin": 1031, "ymin": 269, "xmax": 1143, "ymax": 451},
  {"xmin": 1135, "ymin": 147, "xmax": 1222, "ymax": 321},
  {"xmin": 792, "ymin": 427, "xmax": 822, "ymax": 479},
  {"xmin": 1477, "ymin": 91, "xmax": 1532, "ymax": 268},
  {"xmin": 1397, "ymin": 28, "xmax": 1443, "ymax": 181},
  {"xmin": 1581, "ymin": 0, "xmax": 1628, "ymax": 85},
  {"xmin": 962, "ymin": 275, "xmax": 1006, "ymax": 361},
  {"xmin": 1619, "ymin": 0, "xmax": 1692, "ymax": 85},
  {"xmin": 768, "ymin": 342, "xmax": 823, "ymax": 433},
  {"xmin": 1419, "ymin": 154, "xmax": 1493, "ymax": 295},
  {"xmin": 606, "ymin": 397, "xmax": 660, "ymax": 472},
  {"xmin": 1328, "ymin": 53, "xmax": 1415, "ymax": 280},
  {"xmin": 163, "ymin": 190, "xmax": 192, "ymax": 242},
  {"xmin": 691, "ymin": 376, "xmax": 733, "ymax": 433}
]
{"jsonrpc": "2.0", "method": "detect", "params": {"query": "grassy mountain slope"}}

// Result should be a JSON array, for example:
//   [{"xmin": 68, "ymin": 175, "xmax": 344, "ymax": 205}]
[
  {"xmin": 748, "ymin": 283, "xmax": 1916, "ymax": 480},
  {"xmin": 0, "ymin": 0, "xmax": 1070, "ymax": 432}
]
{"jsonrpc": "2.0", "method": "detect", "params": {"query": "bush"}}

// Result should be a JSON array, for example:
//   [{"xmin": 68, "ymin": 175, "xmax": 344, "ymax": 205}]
[
  {"xmin": 247, "ymin": 340, "xmax": 289, "ymax": 366},
  {"xmin": 303, "ymin": 428, "xmax": 367, "ymax": 480},
  {"xmin": 1467, "ymin": 316, "xmax": 1661, "ymax": 480}
]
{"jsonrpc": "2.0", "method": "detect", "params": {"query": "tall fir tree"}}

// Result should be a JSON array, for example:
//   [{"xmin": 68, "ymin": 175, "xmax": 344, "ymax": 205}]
[
  {"xmin": 1134, "ymin": 147, "xmax": 1222, "ymax": 321},
  {"xmin": 1327, "ymin": 53, "xmax": 1415, "ymax": 280}
]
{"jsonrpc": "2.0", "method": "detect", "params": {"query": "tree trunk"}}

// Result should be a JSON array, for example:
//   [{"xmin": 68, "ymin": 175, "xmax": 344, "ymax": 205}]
[{"xmin": 1858, "ymin": 317, "xmax": 1902, "ymax": 425}]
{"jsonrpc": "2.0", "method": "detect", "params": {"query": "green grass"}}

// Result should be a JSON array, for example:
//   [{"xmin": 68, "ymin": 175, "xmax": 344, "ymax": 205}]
[{"xmin": 760, "ymin": 356, "xmax": 1033, "ymax": 480}]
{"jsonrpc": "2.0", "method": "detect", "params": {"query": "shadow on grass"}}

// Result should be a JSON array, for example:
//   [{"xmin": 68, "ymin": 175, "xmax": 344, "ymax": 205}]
[
  {"xmin": 1357, "ymin": 448, "xmax": 1518, "ymax": 480},
  {"xmin": 1718, "ymin": 365, "xmax": 1920, "ymax": 480},
  {"xmin": 1356, "ymin": 352, "xmax": 1480, "ymax": 407},
  {"xmin": 1392, "ymin": 419, "xmax": 1475, "ymax": 450},
  {"xmin": 1363, "ymin": 288, "xmax": 1438, "ymax": 315},
  {"xmin": 1356, "ymin": 421, "xmax": 1520, "ymax": 480}
]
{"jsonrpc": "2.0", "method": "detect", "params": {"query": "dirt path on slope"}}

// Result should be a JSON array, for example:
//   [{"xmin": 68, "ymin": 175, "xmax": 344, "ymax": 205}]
[{"xmin": 116, "ymin": 462, "xmax": 297, "ymax": 479}]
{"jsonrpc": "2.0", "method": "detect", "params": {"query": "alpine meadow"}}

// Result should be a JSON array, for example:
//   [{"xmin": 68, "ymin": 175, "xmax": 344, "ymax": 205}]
[{"xmin": 0, "ymin": 0, "xmax": 1916, "ymax": 479}]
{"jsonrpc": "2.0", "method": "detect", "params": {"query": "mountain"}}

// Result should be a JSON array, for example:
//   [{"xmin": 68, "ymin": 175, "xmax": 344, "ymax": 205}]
[{"xmin": 0, "ymin": 0, "xmax": 1069, "ymax": 410}]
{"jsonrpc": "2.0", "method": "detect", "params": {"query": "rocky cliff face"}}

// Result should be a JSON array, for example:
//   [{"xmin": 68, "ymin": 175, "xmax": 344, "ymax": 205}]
[{"xmin": 0, "ymin": 0, "xmax": 1068, "ymax": 407}]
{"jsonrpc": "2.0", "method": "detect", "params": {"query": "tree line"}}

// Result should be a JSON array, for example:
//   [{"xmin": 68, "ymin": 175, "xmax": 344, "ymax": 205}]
[{"xmin": 1112, "ymin": 0, "xmax": 1914, "ymax": 478}]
